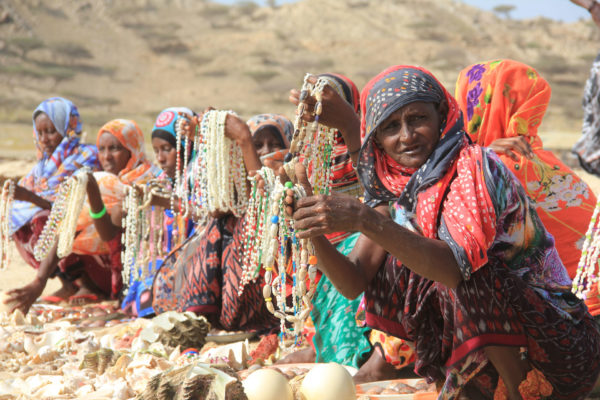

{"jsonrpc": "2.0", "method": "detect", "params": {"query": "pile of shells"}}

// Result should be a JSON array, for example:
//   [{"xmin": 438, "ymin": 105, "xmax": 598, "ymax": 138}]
[{"xmin": 139, "ymin": 311, "xmax": 211, "ymax": 350}]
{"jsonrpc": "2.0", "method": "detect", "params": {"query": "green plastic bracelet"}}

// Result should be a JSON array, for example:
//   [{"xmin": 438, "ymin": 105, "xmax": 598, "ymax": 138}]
[{"xmin": 89, "ymin": 205, "xmax": 107, "ymax": 219}]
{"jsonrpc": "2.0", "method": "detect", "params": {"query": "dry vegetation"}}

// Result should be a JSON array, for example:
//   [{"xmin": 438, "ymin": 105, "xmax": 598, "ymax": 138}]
[{"xmin": 0, "ymin": 0, "xmax": 599, "ymax": 160}]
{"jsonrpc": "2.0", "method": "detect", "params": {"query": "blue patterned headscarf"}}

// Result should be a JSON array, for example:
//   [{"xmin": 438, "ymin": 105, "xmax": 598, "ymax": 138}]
[
  {"xmin": 151, "ymin": 107, "xmax": 195, "ymax": 148},
  {"xmin": 11, "ymin": 97, "xmax": 99, "ymax": 234}
]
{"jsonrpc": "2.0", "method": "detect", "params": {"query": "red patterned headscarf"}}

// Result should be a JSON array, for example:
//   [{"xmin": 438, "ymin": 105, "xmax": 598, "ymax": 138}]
[{"xmin": 357, "ymin": 65, "xmax": 464, "ymax": 205}]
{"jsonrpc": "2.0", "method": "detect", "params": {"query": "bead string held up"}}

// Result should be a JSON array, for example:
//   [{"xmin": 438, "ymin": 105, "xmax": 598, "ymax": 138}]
[
  {"xmin": 0, "ymin": 180, "xmax": 15, "ymax": 270},
  {"xmin": 573, "ymin": 199, "xmax": 600, "ymax": 299}
]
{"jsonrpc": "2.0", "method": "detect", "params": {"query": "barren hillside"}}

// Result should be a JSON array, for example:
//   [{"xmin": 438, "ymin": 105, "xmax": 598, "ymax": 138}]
[{"xmin": 0, "ymin": 0, "xmax": 598, "ymax": 158}]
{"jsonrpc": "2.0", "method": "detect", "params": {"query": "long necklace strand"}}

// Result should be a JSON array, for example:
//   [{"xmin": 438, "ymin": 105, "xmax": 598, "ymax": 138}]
[{"xmin": 0, "ymin": 180, "xmax": 15, "ymax": 270}]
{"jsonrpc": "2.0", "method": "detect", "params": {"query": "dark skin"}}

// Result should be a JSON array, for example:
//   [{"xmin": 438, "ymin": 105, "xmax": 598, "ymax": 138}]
[
  {"xmin": 287, "ymin": 77, "xmax": 529, "ymax": 397},
  {"xmin": 152, "ymin": 137, "xmax": 178, "ymax": 179},
  {"xmin": 5, "ymin": 133, "xmax": 130, "ymax": 313}
]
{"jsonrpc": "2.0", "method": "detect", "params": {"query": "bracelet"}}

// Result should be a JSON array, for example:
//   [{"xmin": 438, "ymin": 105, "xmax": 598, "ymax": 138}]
[{"xmin": 89, "ymin": 205, "xmax": 107, "ymax": 219}]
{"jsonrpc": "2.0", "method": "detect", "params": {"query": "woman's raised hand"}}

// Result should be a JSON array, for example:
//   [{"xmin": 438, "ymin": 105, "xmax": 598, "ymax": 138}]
[
  {"xmin": 224, "ymin": 113, "xmax": 252, "ymax": 144},
  {"xmin": 289, "ymin": 75, "xmax": 358, "ymax": 133}
]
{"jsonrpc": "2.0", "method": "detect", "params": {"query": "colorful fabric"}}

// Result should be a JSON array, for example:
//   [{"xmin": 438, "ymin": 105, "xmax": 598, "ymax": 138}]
[
  {"xmin": 11, "ymin": 97, "xmax": 99, "ymax": 233},
  {"xmin": 13, "ymin": 209, "xmax": 119, "ymax": 297},
  {"xmin": 152, "ymin": 215, "xmax": 277, "ymax": 331},
  {"xmin": 359, "ymin": 65, "xmax": 600, "ymax": 399},
  {"xmin": 573, "ymin": 51, "xmax": 600, "ymax": 176},
  {"xmin": 246, "ymin": 113, "xmax": 293, "ymax": 148},
  {"xmin": 455, "ymin": 59, "xmax": 597, "ymax": 281},
  {"xmin": 309, "ymin": 233, "xmax": 371, "ymax": 369},
  {"xmin": 369, "ymin": 331, "xmax": 415, "ymax": 369}
]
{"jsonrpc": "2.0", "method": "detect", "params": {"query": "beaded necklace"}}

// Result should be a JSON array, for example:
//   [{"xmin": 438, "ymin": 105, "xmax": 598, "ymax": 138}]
[
  {"xmin": 0, "ymin": 180, "xmax": 15, "ymax": 270},
  {"xmin": 194, "ymin": 110, "xmax": 248, "ymax": 217},
  {"xmin": 33, "ymin": 168, "xmax": 90, "ymax": 261},
  {"xmin": 573, "ymin": 198, "xmax": 600, "ymax": 299},
  {"xmin": 288, "ymin": 74, "xmax": 339, "ymax": 195}
]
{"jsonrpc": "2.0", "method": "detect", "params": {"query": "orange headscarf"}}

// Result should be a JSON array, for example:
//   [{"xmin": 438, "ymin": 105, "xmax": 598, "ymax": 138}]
[
  {"xmin": 455, "ymin": 60, "xmax": 597, "ymax": 307},
  {"xmin": 73, "ymin": 119, "xmax": 162, "ymax": 256}
]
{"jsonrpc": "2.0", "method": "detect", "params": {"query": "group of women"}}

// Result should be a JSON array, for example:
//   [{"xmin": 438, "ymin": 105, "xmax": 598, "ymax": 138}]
[{"xmin": 3, "ymin": 57, "xmax": 600, "ymax": 399}]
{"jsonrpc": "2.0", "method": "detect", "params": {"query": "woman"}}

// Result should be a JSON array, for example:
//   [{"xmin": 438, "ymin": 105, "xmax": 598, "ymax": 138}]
[
  {"xmin": 455, "ymin": 59, "xmax": 599, "ymax": 317},
  {"xmin": 6, "ymin": 119, "xmax": 161, "ymax": 314},
  {"xmin": 290, "ymin": 66, "xmax": 600, "ymax": 399},
  {"xmin": 121, "ymin": 107, "xmax": 197, "ymax": 317},
  {"xmin": 152, "ymin": 113, "xmax": 290, "ymax": 331},
  {"xmin": 9, "ymin": 97, "xmax": 99, "ymax": 302}
]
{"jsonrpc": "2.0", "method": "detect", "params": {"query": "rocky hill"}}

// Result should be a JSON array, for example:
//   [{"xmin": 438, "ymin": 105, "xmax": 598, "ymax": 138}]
[{"xmin": 0, "ymin": 0, "xmax": 598, "ymax": 156}]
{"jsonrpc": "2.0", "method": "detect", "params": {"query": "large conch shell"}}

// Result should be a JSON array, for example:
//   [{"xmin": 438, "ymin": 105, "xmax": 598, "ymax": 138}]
[
  {"xmin": 137, "ymin": 362, "xmax": 247, "ymax": 400},
  {"xmin": 79, "ymin": 348, "xmax": 119, "ymax": 374},
  {"xmin": 138, "ymin": 311, "xmax": 210, "ymax": 350}
]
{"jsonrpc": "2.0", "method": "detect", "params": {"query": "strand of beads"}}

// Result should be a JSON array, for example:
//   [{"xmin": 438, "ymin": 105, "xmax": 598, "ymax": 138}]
[
  {"xmin": 56, "ymin": 169, "xmax": 89, "ymax": 258},
  {"xmin": 173, "ymin": 117, "xmax": 191, "ymax": 219},
  {"xmin": 261, "ymin": 180, "xmax": 318, "ymax": 350},
  {"xmin": 121, "ymin": 185, "xmax": 142, "ymax": 287},
  {"xmin": 239, "ymin": 167, "xmax": 275, "ymax": 294},
  {"xmin": 287, "ymin": 74, "xmax": 337, "ymax": 195},
  {"xmin": 573, "ymin": 199, "xmax": 600, "ymax": 299},
  {"xmin": 0, "ymin": 180, "xmax": 15, "ymax": 270},
  {"xmin": 196, "ymin": 110, "xmax": 248, "ymax": 217},
  {"xmin": 33, "ymin": 169, "xmax": 91, "ymax": 262}
]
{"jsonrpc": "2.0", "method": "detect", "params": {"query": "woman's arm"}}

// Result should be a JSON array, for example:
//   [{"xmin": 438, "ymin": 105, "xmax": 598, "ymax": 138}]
[
  {"xmin": 225, "ymin": 113, "xmax": 262, "ymax": 172},
  {"xmin": 5, "ymin": 242, "xmax": 59, "ymax": 314},
  {"xmin": 292, "ymin": 165, "xmax": 463, "ymax": 293},
  {"xmin": 86, "ymin": 173, "xmax": 121, "ymax": 241},
  {"xmin": 13, "ymin": 185, "xmax": 52, "ymax": 210}
]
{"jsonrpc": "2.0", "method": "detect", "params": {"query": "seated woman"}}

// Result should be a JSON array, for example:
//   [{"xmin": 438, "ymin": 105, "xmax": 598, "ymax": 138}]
[
  {"xmin": 121, "ymin": 107, "xmax": 197, "ymax": 317},
  {"xmin": 5, "ymin": 119, "xmax": 161, "ymax": 314},
  {"xmin": 9, "ymin": 97, "xmax": 99, "ymax": 303},
  {"xmin": 152, "ymin": 113, "xmax": 291, "ymax": 332},
  {"xmin": 290, "ymin": 65, "xmax": 600, "ymax": 399},
  {"xmin": 455, "ymin": 60, "xmax": 599, "ymax": 317}
]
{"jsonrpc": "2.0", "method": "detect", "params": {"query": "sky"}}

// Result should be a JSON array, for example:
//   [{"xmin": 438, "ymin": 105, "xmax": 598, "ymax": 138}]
[{"xmin": 216, "ymin": 0, "xmax": 591, "ymax": 22}]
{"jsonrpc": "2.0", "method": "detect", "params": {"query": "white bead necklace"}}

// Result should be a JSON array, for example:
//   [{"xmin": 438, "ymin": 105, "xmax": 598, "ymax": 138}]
[
  {"xmin": 34, "ymin": 168, "xmax": 90, "ymax": 261},
  {"xmin": 573, "ymin": 198, "xmax": 600, "ymax": 299},
  {"xmin": 0, "ymin": 180, "xmax": 15, "ymax": 270},
  {"xmin": 195, "ymin": 110, "xmax": 248, "ymax": 217}
]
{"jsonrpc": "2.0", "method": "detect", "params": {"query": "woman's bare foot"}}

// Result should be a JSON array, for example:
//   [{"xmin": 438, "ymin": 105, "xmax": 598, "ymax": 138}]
[
  {"xmin": 277, "ymin": 347, "xmax": 316, "ymax": 364},
  {"xmin": 353, "ymin": 346, "xmax": 406, "ymax": 384},
  {"xmin": 68, "ymin": 276, "xmax": 104, "ymax": 306},
  {"xmin": 40, "ymin": 277, "xmax": 77, "ymax": 302}
]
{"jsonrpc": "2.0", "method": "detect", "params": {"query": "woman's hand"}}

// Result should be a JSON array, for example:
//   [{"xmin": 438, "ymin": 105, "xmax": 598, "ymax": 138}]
[
  {"xmin": 291, "ymin": 163, "xmax": 364, "ymax": 238},
  {"xmin": 224, "ymin": 113, "xmax": 252, "ymax": 145},
  {"xmin": 13, "ymin": 185, "xmax": 52, "ymax": 210},
  {"xmin": 5, "ymin": 276, "xmax": 45, "ymax": 315},
  {"xmin": 289, "ymin": 75, "xmax": 358, "ymax": 133},
  {"xmin": 489, "ymin": 136, "xmax": 534, "ymax": 161}
]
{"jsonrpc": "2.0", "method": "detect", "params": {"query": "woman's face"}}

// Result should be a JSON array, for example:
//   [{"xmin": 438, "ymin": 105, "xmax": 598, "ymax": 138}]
[
  {"xmin": 34, "ymin": 113, "xmax": 63, "ymax": 156},
  {"xmin": 97, "ymin": 132, "xmax": 131, "ymax": 175},
  {"xmin": 252, "ymin": 126, "xmax": 285, "ymax": 158},
  {"xmin": 152, "ymin": 137, "xmax": 177, "ymax": 178},
  {"xmin": 375, "ymin": 101, "xmax": 444, "ymax": 169}
]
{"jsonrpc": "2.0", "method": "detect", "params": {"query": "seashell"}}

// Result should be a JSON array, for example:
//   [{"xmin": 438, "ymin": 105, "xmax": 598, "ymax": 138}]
[
  {"xmin": 108, "ymin": 354, "xmax": 132, "ymax": 379},
  {"xmin": 79, "ymin": 347, "xmax": 118, "ymax": 374},
  {"xmin": 10, "ymin": 309, "xmax": 26, "ymax": 326},
  {"xmin": 137, "ymin": 362, "xmax": 246, "ymax": 400},
  {"xmin": 139, "ymin": 311, "xmax": 211, "ymax": 350}
]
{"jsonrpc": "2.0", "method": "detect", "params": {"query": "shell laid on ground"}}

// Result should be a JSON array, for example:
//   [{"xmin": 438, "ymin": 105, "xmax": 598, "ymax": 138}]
[
  {"xmin": 79, "ymin": 347, "xmax": 119, "ymax": 374},
  {"xmin": 299, "ymin": 362, "xmax": 356, "ymax": 400},
  {"xmin": 242, "ymin": 368, "xmax": 293, "ymax": 400},
  {"xmin": 137, "ymin": 362, "xmax": 247, "ymax": 400},
  {"xmin": 139, "ymin": 311, "xmax": 211, "ymax": 350}
]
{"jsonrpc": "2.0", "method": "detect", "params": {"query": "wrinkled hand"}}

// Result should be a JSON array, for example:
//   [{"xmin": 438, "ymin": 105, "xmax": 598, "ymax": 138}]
[
  {"xmin": 289, "ymin": 74, "xmax": 358, "ymax": 133},
  {"xmin": 489, "ymin": 136, "xmax": 534, "ymax": 161},
  {"xmin": 5, "ymin": 277, "xmax": 45, "ymax": 315},
  {"xmin": 291, "ymin": 163, "xmax": 363, "ymax": 239}
]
